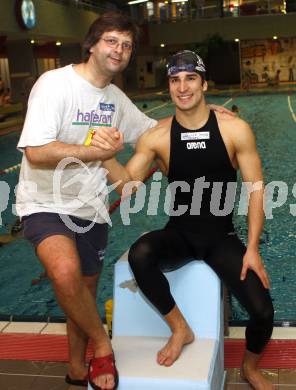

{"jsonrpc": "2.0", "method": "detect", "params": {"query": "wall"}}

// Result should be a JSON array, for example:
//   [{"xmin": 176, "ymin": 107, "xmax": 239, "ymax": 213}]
[
  {"xmin": 136, "ymin": 56, "xmax": 158, "ymax": 88},
  {"xmin": 148, "ymin": 14, "xmax": 296, "ymax": 46},
  {"xmin": 241, "ymin": 37, "xmax": 296, "ymax": 84},
  {"xmin": 0, "ymin": 0, "xmax": 98, "ymax": 41},
  {"xmin": 207, "ymin": 42, "xmax": 240, "ymax": 85},
  {"xmin": 0, "ymin": 0, "xmax": 99, "ymax": 101}
]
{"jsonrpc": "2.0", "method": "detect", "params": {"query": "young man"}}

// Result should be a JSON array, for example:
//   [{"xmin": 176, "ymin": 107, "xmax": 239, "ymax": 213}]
[
  {"xmin": 101, "ymin": 51, "xmax": 274, "ymax": 390},
  {"xmin": 16, "ymin": 11, "xmax": 156, "ymax": 390}
]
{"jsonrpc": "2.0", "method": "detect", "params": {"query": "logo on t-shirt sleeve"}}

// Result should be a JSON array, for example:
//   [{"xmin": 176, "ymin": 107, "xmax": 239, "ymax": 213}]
[{"xmin": 100, "ymin": 103, "xmax": 115, "ymax": 112}]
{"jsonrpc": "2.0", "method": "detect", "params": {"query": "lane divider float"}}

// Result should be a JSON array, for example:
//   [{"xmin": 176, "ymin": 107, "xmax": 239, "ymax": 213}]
[
  {"xmin": 109, "ymin": 166, "xmax": 158, "ymax": 214},
  {"xmin": 0, "ymin": 163, "xmax": 21, "ymax": 175},
  {"xmin": 287, "ymin": 95, "xmax": 296, "ymax": 122},
  {"xmin": 223, "ymin": 98, "xmax": 233, "ymax": 107}
]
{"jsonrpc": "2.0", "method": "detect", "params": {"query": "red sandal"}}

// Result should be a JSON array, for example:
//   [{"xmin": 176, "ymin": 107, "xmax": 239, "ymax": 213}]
[{"xmin": 88, "ymin": 353, "xmax": 119, "ymax": 390}]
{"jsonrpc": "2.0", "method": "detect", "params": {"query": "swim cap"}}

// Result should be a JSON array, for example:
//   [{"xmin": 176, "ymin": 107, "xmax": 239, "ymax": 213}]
[{"xmin": 166, "ymin": 50, "xmax": 206, "ymax": 77}]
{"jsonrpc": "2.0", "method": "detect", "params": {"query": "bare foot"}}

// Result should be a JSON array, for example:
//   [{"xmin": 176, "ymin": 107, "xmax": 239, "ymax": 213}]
[
  {"xmin": 90, "ymin": 372, "xmax": 115, "ymax": 390},
  {"xmin": 91, "ymin": 373, "xmax": 115, "ymax": 390},
  {"xmin": 241, "ymin": 365, "xmax": 275, "ymax": 390},
  {"xmin": 157, "ymin": 327, "xmax": 195, "ymax": 366}
]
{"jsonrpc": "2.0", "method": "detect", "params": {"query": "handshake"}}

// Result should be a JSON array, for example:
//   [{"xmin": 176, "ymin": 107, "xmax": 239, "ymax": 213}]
[{"xmin": 84, "ymin": 126, "xmax": 124, "ymax": 159}]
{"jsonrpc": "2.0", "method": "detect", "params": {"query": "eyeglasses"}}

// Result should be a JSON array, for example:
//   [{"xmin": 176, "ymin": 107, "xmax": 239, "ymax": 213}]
[{"xmin": 101, "ymin": 37, "xmax": 133, "ymax": 52}]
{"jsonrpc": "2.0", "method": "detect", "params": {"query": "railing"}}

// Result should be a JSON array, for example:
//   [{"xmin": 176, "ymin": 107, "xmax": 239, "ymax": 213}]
[
  {"xmin": 46, "ymin": 0, "xmax": 120, "ymax": 13},
  {"xmin": 129, "ymin": 0, "xmax": 296, "ymax": 24},
  {"xmin": 46, "ymin": 0, "xmax": 296, "ymax": 22}
]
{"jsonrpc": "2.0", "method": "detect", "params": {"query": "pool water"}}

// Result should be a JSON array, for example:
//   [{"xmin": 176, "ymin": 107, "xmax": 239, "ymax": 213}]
[{"xmin": 0, "ymin": 93, "xmax": 295, "ymax": 322}]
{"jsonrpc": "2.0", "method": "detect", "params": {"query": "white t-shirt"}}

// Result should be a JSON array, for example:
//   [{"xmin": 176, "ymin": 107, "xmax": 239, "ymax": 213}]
[{"xmin": 16, "ymin": 65, "xmax": 157, "ymax": 224}]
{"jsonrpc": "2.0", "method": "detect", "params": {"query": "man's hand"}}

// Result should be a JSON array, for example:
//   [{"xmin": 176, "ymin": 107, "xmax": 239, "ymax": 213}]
[
  {"xmin": 240, "ymin": 248, "xmax": 270, "ymax": 289},
  {"xmin": 208, "ymin": 104, "xmax": 235, "ymax": 116},
  {"xmin": 91, "ymin": 127, "xmax": 124, "ymax": 152}
]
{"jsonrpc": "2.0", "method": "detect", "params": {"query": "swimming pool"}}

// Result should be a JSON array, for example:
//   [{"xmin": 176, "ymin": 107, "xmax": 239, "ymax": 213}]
[{"xmin": 0, "ymin": 92, "xmax": 295, "ymax": 323}]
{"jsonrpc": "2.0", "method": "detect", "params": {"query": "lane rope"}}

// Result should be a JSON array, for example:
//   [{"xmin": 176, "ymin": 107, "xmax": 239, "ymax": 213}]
[
  {"xmin": 0, "ymin": 163, "xmax": 21, "ymax": 175},
  {"xmin": 143, "ymin": 102, "xmax": 172, "ymax": 114},
  {"xmin": 223, "ymin": 98, "xmax": 233, "ymax": 107},
  {"xmin": 287, "ymin": 95, "xmax": 296, "ymax": 122},
  {"xmin": 109, "ymin": 166, "xmax": 157, "ymax": 214}
]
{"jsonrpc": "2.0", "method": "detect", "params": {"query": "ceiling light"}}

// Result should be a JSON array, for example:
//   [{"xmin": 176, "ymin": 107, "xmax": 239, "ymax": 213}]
[{"xmin": 128, "ymin": 0, "xmax": 148, "ymax": 4}]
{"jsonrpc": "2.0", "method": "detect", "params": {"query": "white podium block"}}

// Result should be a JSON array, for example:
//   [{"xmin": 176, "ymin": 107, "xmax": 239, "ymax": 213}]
[{"xmin": 88, "ymin": 251, "xmax": 225, "ymax": 390}]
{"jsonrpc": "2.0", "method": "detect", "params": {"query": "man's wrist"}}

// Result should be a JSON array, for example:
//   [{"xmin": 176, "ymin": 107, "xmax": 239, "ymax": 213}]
[{"xmin": 246, "ymin": 242, "xmax": 260, "ymax": 251}]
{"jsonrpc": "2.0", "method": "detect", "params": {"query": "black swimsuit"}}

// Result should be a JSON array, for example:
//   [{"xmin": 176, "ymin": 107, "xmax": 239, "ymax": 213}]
[{"xmin": 167, "ymin": 110, "xmax": 236, "ymax": 234}]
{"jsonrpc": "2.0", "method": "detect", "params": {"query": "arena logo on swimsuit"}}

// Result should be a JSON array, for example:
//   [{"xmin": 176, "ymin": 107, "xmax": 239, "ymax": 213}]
[
  {"xmin": 72, "ymin": 109, "xmax": 113, "ymax": 127},
  {"xmin": 186, "ymin": 141, "xmax": 206, "ymax": 149}
]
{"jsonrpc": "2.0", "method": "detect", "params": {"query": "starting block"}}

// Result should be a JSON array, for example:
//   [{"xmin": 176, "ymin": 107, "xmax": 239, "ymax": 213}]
[{"xmin": 88, "ymin": 250, "xmax": 225, "ymax": 390}]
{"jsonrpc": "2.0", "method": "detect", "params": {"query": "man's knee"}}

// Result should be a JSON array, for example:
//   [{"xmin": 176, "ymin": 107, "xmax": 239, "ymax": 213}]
[
  {"xmin": 83, "ymin": 273, "xmax": 99, "ymax": 296},
  {"xmin": 49, "ymin": 261, "xmax": 82, "ymax": 294},
  {"xmin": 128, "ymin": 239, "xmax": 154, "ymax": 273},
  {"xmin": 253, "ymin": 302, "xmax": 274, "ymax": 326},
  {"xmin": 36, "ymin": 235, "xmax": 82, "ymax": 289},
  {"xmin": 260, "ymin": 304, "xmax": 274, "ymax": 325}
]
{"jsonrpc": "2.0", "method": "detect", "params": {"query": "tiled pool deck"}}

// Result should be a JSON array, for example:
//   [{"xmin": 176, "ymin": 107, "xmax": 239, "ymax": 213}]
[{"xmin": 1, "ymin": 324, "xmax": 296, "ymax": 389}]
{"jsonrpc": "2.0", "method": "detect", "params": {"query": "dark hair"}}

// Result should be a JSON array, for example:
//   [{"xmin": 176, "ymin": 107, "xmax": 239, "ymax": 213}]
[{"xmin": 82, "ymin": 11, "xmax": 140, "ymax": 62}]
